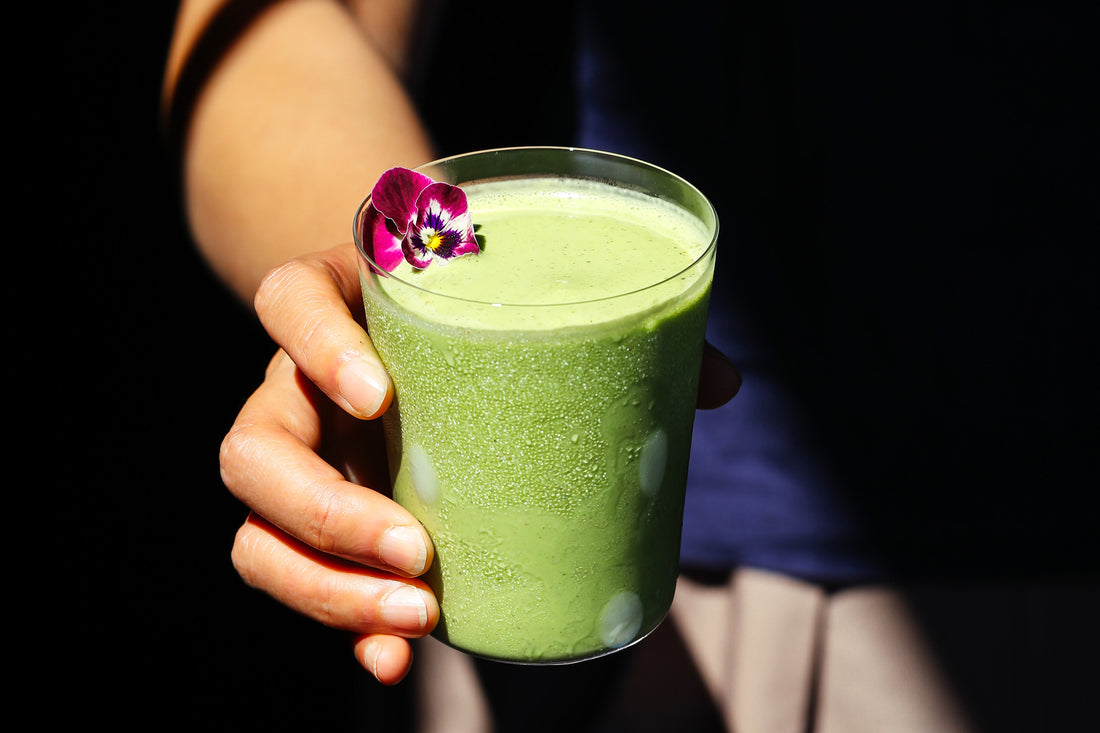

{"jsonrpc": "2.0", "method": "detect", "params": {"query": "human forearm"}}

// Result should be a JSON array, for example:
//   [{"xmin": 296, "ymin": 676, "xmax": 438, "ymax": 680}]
[{"xmin": 163, "ymin": 0, "xmax": 434, "ymax": 304}]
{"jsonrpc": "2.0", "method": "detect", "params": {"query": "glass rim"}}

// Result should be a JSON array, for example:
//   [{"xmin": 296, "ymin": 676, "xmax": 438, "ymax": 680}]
[{"xmin": 352, "ymin": 146, "xmax": 719, "ymax": 309}]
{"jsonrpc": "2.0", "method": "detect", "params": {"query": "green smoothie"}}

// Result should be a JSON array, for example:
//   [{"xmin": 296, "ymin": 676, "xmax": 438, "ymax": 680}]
[{"xmin": 356, "ymin": 150, "xmax": 717, "ymax": 663}]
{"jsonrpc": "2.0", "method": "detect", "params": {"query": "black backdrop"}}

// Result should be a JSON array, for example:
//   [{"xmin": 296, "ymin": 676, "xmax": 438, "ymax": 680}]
[{"xmin": 32, "ymin": 2, "xmax": 1099, "ymax": 729}]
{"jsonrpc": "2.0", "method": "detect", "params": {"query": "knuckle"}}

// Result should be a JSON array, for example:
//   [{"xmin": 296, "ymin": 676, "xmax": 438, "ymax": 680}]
[
  {"xmin": 229, "ymin": 521, "xmax": 264, "ymax": 589},
  {"xmin": 218, "ymin": 423, "xmax": 248, "ymax": 491},
  {"xmin": 254, "ymin": 258, "xmax": 336, "ymax": 361},
  {"xmin": 253, "ymin": 259, "xmax": 307, "ymax": 317},
  {"xmin": 218, "ymin": 420, "xmax": 266, "ymax": 498},
  {"xmin": 300, "ymin": 479, "xmax": 354, "ymax": 556},
  {"xmin": 306, "ymin": 568, "xmax": 346, "ymax": 628}
]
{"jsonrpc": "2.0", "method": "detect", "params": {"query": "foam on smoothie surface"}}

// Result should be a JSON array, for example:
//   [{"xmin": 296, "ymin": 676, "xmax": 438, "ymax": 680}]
[{"xmin": 376, "ymin": 177, "xmax": 711, "ymax": 328}]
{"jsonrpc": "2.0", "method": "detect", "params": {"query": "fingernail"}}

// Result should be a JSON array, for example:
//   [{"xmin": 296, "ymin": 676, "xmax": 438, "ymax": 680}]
[
  {"xmin": 337, "ymin": 356, "xmax": 389, "ymax": 416},
  {"xmin": 381, "ymin": 525, "xmax": 429, "ymax": 576},
  {"xmin": 362, "ymin": 639, "xmax": 382, "ymax": 679},
  {"xmin": 381, "ymin": 585, "xmax": 429, "ymax": 632}
]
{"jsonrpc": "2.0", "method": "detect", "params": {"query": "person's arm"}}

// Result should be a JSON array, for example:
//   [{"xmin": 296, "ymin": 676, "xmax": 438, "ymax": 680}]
[
  {"xmin": 162, "ymin": 0, "xmax": 443, "ymax": 686},
  {"xmin": 163, "ymin": 0, "xmax": 435, "ymax": 303}
]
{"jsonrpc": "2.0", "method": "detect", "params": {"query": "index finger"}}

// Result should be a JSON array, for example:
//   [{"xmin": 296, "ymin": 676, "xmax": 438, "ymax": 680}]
[{"xmin": 254, "ymin": 243, "xmax": 392, "ymax": 419}]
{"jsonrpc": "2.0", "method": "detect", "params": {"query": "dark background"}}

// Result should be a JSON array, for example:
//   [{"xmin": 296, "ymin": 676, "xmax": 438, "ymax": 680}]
[
  {"xmin": 31, "ymin": 2, "xmax": 1098, "ymax": 729},
  {"xmin": 37, "ymin": 4, "xmax": 412, "ymax": 729}
]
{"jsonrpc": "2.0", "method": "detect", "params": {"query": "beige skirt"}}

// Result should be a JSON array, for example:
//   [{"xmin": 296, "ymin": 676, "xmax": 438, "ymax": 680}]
[{"xmin": 411, "ymin": 568, "xmax": 1099, "ymax": 733}]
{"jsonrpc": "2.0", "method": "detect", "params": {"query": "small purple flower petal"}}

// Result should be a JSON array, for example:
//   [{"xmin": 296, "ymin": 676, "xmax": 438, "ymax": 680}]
[
  {"xmin": 405, "ymin": 182, "xmax": 479, "ymax": 266},
  {"xmin": 364, "ymin": 202, "xmax": 406, "ymax": 272},
  {"xmin": 366, "ymin": 167, "xmax": 434, "ymax": 272},
  {"xmin": 371, "ymin": 167, "xmax": 435, "ymax": 236}
]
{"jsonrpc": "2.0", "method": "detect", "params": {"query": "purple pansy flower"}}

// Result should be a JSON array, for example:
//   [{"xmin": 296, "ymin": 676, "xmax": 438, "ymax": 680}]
[{"xmin": 364, "ymin": 167, "xmax": 480, "ymax": 271}]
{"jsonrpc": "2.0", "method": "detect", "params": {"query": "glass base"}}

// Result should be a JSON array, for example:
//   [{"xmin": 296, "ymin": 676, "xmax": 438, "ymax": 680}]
[{"xmin": 431, "ymin": 607, "xmax": 670, "ymax": 666}]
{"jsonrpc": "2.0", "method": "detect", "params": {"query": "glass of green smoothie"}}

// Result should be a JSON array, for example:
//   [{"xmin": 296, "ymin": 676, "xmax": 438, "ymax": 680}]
[{"xmin": 353, "ymin": 147, "xmax": 718, "ymax": 664}]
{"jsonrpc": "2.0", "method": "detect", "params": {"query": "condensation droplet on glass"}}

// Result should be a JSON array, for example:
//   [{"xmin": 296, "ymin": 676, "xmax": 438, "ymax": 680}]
[
  {"xmin": 599, "ymin": 591, "xmax": 643, "ymax": 649},
  {"xmin": 407, "ymin": 443, "xmax": 439, "ymax": 505},
  {"xmin": 639, "ymin": 429, "xmax": 668, "ymax": 498}
]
